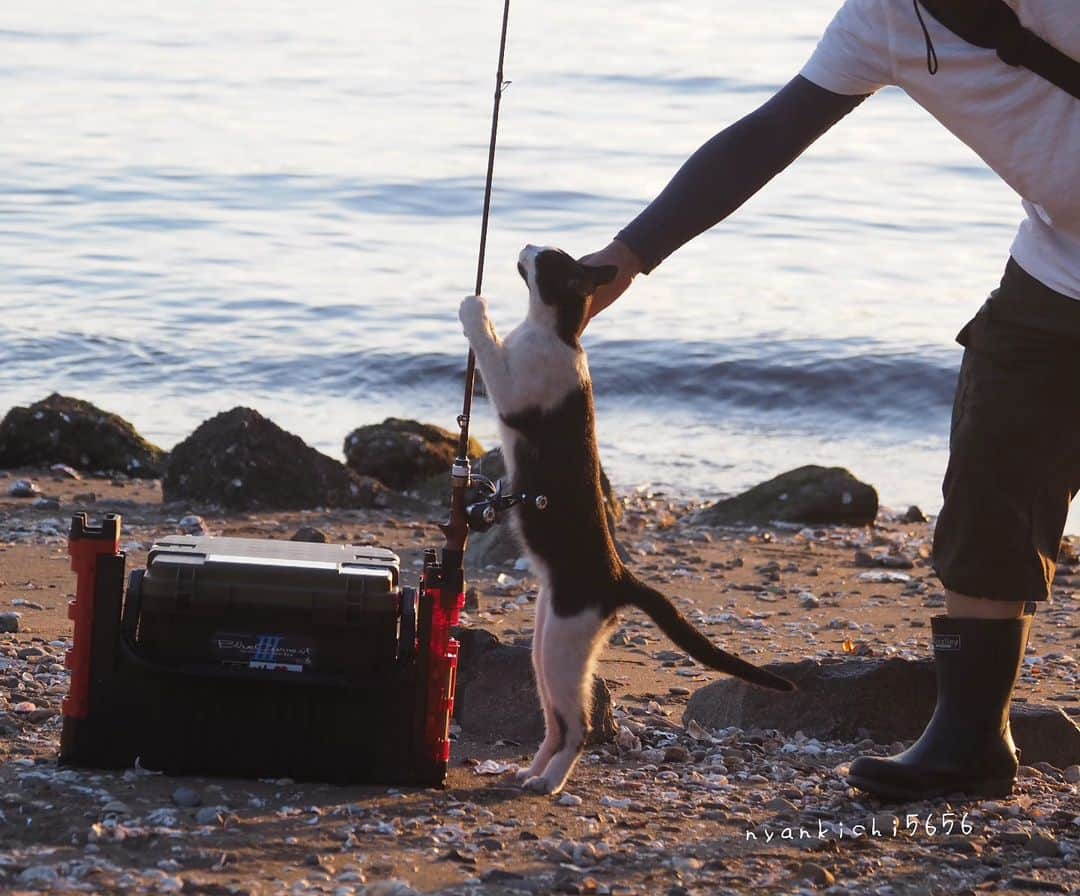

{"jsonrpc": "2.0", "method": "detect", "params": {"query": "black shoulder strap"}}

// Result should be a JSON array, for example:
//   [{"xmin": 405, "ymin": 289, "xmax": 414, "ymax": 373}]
[{"xmin": 917, "ymin": 0, "xmax": 1080, "ymax": 100}]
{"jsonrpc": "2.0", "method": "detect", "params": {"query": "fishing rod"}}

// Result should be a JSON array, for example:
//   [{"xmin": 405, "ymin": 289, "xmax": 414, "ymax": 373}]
[{"xmin": 440, "ymin": 0, "xmax": 513, "ymax": 567}]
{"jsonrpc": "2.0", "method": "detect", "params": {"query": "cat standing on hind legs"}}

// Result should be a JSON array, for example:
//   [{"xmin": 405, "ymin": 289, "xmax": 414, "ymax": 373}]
[{"xmin": 459, "ymin": 245, "xmax": 794, "ymax": 796}]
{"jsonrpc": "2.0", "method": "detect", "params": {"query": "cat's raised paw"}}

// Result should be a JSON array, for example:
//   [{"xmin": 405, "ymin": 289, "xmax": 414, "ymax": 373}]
[
  {"xmin": 522, "ymin": 775, "xmax": 557, "ymax": 795},
  {"xmin": 458, "ymin": 295, "xmax": 488, "ymax": 329}
]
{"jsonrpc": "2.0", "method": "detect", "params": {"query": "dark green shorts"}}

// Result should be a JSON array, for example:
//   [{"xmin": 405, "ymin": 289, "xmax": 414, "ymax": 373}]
[{"xmin": 932, "ymin": 259, "xmax": 1080, "ymax": 602}]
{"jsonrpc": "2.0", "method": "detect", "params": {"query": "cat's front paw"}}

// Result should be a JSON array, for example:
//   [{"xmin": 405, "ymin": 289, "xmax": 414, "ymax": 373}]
[{"xmin": 458, "ymin": 294, "xmax": 488, "ymax": 334}]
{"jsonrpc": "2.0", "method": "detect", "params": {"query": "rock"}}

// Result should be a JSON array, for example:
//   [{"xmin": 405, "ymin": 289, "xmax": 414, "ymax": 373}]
[
  {"xmin": 171, "ymin": 786, "xmax": 202, "ymax": 807},
  {"xmin": 0, "ymin": 393, "xmax": 166, "ymax": 477},
  {"xmin": 50, "ymin": 463, "xmax": 82, "ymax": 480},
  {"xmin": 17, "ymin": 867, "xmax": 60, "ymax": 888},
  {"xmin": 360, "ymin": 882, "xmax": 418, "ymax": 896},
  {"xmin": 291, "ymin": 526, "xmax": 328, "ymax": 543},
  {"xmin": 9, "ymin": 478, "xmax": 41, "ymax": 497},
  {"xmin": 684, "ymin": 657, "xmax": 1080, "ymax": 767},
  {"xmin": 195, "ymin": 806, "xmax": 225, "ymax": 826},
  {"xmin": 1058, "ymin": 539, "xmax": 1079, "ymax": 567},
  {"xmin": 178, "ymin": 514, "xmax": 209, "ymax": 536},
  {"xmin": 465, "ymin": 523, "xmax": 521, "ymax": 571},
  {"xmin": 32, "ymin": 496, "xmax": 61, "ymax": 510},
  {"xmin": 1065, "ymin": 764, "xmax": 1080, "ymax": 784},
  {"xmin": 1010, "ymin": 703, "xmax": 1080, "ymax": 771},
  {"xmin": 453, "ymin": 628, "xmax": 615, "ymax": 745},
  {"xmin": 1027, "ymin": 832, "xmax": 1062, "ymax": 858},
  {"xmin": 343, "ymin": 417, "xmax": 484, "ymax": 491},
  {"xmin": 0, "ymin": 612, "xmax": 20, "ymax": 633},
  {"xmin": 164, "ymin": 407, "xmax": 385, "ymax": 511},
  {"xmin": 796, "ymin": 862, "xmax": 835, "ymax": 888},
  {"xmin": 663, "ymin": 745, "xmax": 690, "ymax": 763},
  {"xmin": 694, "ymin": 465, "xmax": 878, "ymax": 527},
  {"xmin": 464, "ymin": 586, "xmax": 482, "ymax": 611},
  {"xmin": 902, "ymin": 505, "xmax": 928, "ymax": 523}
]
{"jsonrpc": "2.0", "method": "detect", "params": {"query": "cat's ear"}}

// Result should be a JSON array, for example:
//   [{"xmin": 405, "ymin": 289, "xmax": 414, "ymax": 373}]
[{"xmin": 581, "ymin": 263, "xmax": 618, "ymax": 292}]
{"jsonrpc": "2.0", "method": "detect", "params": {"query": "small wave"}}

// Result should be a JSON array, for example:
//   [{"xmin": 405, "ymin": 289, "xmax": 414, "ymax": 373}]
[{"xmin": 2, "ymin": 328, "xmax": 957, "ymax": 431}]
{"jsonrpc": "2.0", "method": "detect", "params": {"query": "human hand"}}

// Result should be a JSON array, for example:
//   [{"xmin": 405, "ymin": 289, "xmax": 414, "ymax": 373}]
[{"xmin": 579, "ymin": 240, "xmax": 643, "ymax": 325}]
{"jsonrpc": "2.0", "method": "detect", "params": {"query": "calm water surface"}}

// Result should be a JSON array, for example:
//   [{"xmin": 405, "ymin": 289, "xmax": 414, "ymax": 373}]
[{"xmin": 3, "ymin": 1, "xmax": 1073, "ymax": 530}]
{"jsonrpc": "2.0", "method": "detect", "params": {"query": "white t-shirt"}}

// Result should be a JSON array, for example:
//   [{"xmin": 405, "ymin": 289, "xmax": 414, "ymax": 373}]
[{"xmin": 801, "ymin": 0, "xmax": 1080, "ymax": 300}]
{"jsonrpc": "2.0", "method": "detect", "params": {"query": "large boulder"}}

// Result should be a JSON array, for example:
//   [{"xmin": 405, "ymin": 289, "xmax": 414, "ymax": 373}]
[
  {"xmin": 694, "ymin": 465, "xmax": 878, "ymax": 527},
  {"xmin": 164, "ymin": 407, "xmax": 385, "ymax": 510},
  {"xmin": 344, "ymin": 418, "xmax": 484, "ymax": 491},
  {"xmin": 684, "ymin": 657, "xmax": 1080, "ymax": 769},
  {"xmin": 454, "ymin": 628, "xmax": 616, "ymax": 745},
  {"xmin": 0, "ymin": 394, "xmax": 165, "ymax": 478}
]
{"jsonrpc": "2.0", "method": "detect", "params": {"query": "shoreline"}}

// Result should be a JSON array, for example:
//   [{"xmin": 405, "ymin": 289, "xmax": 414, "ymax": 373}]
[{"xmin": 1, "ymin": 466, "xmax": 1078, "ymax": 894}]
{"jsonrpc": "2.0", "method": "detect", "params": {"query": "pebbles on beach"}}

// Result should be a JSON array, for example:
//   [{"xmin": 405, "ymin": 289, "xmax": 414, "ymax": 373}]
[{"xmin": 0, "ymin": 478, "xmax": 1077, "ymax": 894}]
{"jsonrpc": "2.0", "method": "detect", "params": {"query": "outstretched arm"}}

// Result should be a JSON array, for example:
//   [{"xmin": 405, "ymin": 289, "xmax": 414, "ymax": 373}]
[{"xmin": 585, "ymin": 75, "xmax": 869, "ymax": 318}]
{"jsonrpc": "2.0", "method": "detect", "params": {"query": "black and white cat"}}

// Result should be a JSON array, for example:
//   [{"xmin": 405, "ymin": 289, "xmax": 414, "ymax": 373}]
[{"xmin": 459, "ymin": 245, "xmax": 793, "ymax": 795}]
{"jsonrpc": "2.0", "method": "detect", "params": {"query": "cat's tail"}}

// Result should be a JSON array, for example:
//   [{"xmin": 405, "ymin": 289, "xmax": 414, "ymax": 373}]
[{"xmin": 618, "ymin": 575, "xmax": 795, "ymax": 692}]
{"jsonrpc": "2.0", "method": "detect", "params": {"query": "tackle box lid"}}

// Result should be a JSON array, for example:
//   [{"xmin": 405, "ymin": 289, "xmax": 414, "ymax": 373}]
[{"xmin": 147, "ymin": 536, "xmax": 400, "ymax": 594}]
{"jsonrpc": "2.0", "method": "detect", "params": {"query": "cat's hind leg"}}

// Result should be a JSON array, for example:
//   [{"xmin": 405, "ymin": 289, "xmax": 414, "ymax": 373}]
[
  {"xmin": 521, "ymin": 609, "xmax": 606, "ymax": 795},
  {"xmin": 515, "ymin": 588, "xmax": 557, "ymax": 782}
]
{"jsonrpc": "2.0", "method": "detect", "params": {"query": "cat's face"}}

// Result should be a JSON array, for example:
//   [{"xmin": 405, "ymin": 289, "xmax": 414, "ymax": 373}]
[{"xmin": 518, "ymin": 245, "xmax": 617, "ymax": 345}]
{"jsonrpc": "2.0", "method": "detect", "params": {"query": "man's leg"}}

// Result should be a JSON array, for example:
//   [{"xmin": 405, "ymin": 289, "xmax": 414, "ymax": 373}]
[
  {"xmin": 848, "ymin": 281, "xmax": 1079, "ymax": 801},
  {"xmin": 945, "ymin": 593, "xmax": 1023, "ymax": 618}
]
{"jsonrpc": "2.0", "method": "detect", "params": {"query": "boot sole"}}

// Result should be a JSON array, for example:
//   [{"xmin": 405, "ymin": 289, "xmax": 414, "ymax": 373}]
[{"xmin": 846, "ymin": 773, "xmax": 1015, "ymax": 802}]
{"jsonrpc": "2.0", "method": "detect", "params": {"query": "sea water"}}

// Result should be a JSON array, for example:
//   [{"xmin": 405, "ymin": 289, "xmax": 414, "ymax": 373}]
[{"xmin": 2, "ymin": 0, "xmax": 1074, "ymax": 531}]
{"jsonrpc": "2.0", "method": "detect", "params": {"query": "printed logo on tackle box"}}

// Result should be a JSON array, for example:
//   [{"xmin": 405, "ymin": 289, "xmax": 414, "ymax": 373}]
[{"xmin": 213, "ymin": 632, "xmax": 315, "ymax": 672}]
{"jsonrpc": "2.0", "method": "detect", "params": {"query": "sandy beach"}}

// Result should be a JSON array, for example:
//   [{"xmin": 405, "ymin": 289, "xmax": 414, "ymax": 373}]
[{"xmin": 1, "ymin": 468, "xmax": 1078, "ymax": 895}]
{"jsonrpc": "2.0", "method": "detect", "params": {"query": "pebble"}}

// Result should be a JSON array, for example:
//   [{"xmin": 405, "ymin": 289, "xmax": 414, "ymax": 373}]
[
  {"xmin": 177, "ymin": 514, "xmax": 210, "ymax": 536},
  {"xmin": 291, "ymin": 526, "xmax": 328, "ymax": 543},
  {"xmin": 663, "ymin": 745, "xmax": 690, "ymax": 763},
  {"xmin": 9, "ymin": 478, "xmax": 41, "ymax": 497},
  {"xmin": 0, "ymin": 611, "xmax": 21, "ymax": 633},
  {"xmin": 17, "ymin": 866, "xmax": 60, "ymax": 888},
  {"xmin": 50, "ymin": 463, "xmax": 82, "ymax": 480},
  {"xmin": 1027, "ymin": 832, "xmax": 1062, "ymax": 858},
  {"xmin": 359, "ymin": 882, "xmax": 418, "ymax": 896},
  {"xmin": 32, "ymin": 496, "xmax": 61, "ymax": 510},
  {"xmin": 0, "ymin": 500, "xmax": 1074, "ymax": 896},
  {"xmin": 797, "ymin": 862, "xmax": 836, "ymax": 887},
  {"xmin": 765, "ymin": 797, "xmax": 799, "ymax": 815},
  {"xmin": 196, "ymin": 806, "xmax": 226, "ymax": 826},
  {"xmin": 172, "ymin": 786, "xmax": 203, "ymax": 807}
]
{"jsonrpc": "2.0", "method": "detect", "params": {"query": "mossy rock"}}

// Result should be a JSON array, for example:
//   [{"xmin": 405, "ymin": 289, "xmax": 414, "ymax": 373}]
[
  {"xmin": 0, "ymin": 393, "xmax": 165, "ymax": 478},
  {"xmin": 164, "ymin": 407, "xmax": 384, "ymax": 510},
  {"xmin": 344, "ymin": 417, "xmax": 484, "ymax": 491},
  {"xmin": 695, "ymin": 465, "xmax": 878, "ymax": 527}
]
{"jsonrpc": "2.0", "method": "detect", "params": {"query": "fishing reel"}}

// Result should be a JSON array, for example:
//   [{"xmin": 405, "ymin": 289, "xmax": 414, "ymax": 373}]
[{"xmin": 465, "ymin": 474, "xmax": 548, "ymax": 533}]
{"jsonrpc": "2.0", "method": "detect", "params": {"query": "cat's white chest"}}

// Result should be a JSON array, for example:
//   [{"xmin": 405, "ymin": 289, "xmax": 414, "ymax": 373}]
[{"xmin": 500, "ymin": 322, "xmax": 588, "ymax": 415}]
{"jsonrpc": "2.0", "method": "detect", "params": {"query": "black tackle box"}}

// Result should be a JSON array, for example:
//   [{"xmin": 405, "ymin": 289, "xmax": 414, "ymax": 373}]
[
  {"xmin": 60, "ymin": 514, "xmax": 464, "ymax": 786},
  {"xmin": 136, "ymin": 536, "xmax": 406, "ymax": 678}
]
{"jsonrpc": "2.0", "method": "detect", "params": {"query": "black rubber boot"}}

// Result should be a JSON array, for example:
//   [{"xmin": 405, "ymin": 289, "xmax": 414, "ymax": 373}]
[{"xmin": 846, "ymin": 614, "xmax": 1031, "ymax": 801}]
